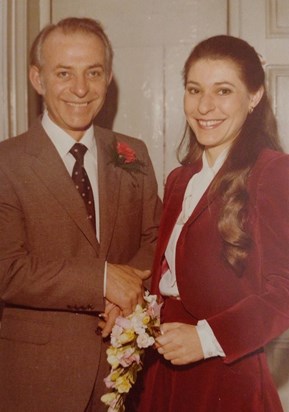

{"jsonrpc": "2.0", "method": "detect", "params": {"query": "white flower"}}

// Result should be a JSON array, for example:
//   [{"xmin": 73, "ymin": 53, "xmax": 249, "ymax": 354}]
[
  {"xmin": 136, "ymin": 332, "xmax": 155, "ymax": 349},
  {"xmin": 110, "ymin": 324, "xmax": 124, "ymax": 348},
  {"xmin": 144, "ymin": 291, "xmax": 157, "ymax": 304}
]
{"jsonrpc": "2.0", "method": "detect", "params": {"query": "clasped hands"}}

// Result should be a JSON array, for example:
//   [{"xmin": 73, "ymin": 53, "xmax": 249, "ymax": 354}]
[
  {"xmin": 98, "ymin": 264, "xmax": 204, "ymax": 366},
  {"xmin": 98, "ymin": 263, "xmax": 150, "ymax": 338}
]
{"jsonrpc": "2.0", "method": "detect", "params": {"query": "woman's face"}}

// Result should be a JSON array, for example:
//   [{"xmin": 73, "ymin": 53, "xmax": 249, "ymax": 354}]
[{"xmin": 184, "ymin": 58, "xmax": 263, "ymax": 165}]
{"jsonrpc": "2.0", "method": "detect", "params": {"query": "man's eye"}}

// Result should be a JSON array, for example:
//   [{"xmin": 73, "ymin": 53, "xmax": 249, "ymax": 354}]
[
  {"xmin": 57, "ymin": 71, "xmax": 70, "ymax": 79},
  {"xmin": 88, "ymin": 70, "xmax": 103, "ymax": 78}
]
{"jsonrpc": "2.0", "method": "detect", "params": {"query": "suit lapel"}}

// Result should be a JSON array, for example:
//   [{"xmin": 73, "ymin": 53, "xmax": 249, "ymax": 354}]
[
  {"xmin": 94, "ymin": 126, "xmax": 122, "ymax": 259},
  {"xmin": 25, "ymin": 121, "xmax": 100, "ymax": 253}
]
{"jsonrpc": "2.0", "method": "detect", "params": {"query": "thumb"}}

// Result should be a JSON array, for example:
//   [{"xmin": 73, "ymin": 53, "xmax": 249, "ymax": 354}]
[
  {"xmin": 161, "ymin": 322, "xmax": 182, "ymax": 333},
  {"xmin": 133, "ymin": 268, "xmax": 151, "ymax": 280}
]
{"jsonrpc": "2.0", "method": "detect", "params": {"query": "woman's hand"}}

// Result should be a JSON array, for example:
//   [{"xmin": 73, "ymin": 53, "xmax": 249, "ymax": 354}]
[{"xmin": 156, "ymin": 322, "xmax": 204, "ymax": 365}]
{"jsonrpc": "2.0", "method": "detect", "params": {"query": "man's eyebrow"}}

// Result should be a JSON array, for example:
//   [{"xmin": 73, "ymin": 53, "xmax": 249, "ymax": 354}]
[{"xmin": 54, "ymin": 63, "xmax": 105, "ymax": 70}]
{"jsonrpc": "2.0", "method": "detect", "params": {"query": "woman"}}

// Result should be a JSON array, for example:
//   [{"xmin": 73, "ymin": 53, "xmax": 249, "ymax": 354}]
[{"xmin": 137, "ymin": 35, "xmax": 289, "ymax": 411}]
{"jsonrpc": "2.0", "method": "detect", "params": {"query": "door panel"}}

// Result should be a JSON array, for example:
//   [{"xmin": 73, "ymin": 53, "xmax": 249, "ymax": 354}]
[{"xmin": 229, "ymin": 0, "xmax": 289, "ymax": 152}]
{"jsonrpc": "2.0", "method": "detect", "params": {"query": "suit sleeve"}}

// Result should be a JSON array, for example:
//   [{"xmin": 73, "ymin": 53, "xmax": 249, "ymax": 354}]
[
  {"xmin": 0, "ymin": 165, "xmax": 105, "ymax": 312},
  {"xmin": 127, "ymin": 142, "xmax": 162, "ymax": 270},
  {"xmin": 208, "ymin": 155, "xmax": 289, "ymax": 363}
]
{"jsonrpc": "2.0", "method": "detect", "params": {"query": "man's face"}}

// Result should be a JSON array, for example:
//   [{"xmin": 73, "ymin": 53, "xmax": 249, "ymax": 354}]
[{"xmin": 30, "ymin": 29, "xmax": 112, "ymax": 141}]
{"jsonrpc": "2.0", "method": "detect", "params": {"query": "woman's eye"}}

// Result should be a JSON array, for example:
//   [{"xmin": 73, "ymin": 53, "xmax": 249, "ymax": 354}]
[
  {"xmin": 218, "ymin": 88, "xmax": 231, "ymax": 96},
  {"xmin": 187, "ymin": 87, "xmax": 199, "ymax": 95}
]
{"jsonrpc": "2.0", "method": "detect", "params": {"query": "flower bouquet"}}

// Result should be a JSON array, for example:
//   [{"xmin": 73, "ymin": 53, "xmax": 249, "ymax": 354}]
[{"xmin": 101, "ymin": 292, "xmax": 161, "ymax": 412}]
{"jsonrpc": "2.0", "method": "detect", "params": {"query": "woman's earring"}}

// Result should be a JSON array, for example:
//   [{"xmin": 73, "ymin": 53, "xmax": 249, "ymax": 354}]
[{"xmin": 249, "ymin": 106, "xmax": 254, "ymax": 114}]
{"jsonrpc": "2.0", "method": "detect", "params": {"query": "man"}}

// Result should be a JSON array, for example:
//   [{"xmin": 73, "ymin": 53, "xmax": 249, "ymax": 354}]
[{"xmin": 0, "ymin": 17, "xmax": 161, "ymax": 412}]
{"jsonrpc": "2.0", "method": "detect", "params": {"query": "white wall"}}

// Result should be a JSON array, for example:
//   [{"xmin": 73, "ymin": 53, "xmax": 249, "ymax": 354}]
[{"xmin": 0, "ymin": 0, "xmax": 28, "ymax": 141}]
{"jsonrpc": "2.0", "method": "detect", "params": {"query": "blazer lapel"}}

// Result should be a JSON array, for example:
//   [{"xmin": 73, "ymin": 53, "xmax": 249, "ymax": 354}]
[
  {"xmin": 151, "ymin": 159, "xmax": 220, "ymax": 293},
  {"xmin": 184, "ymin": 174, "xmax": 220, "ymax": 228},
  {"xmin": 25, "ymin": 121, "xmax": 100, "ymax": 253},
  {"xmin": 156, "ymin": 159, "xmax": 221, "ymax": 262},
  {"xmin": 186, "ymin": 184, "xmax": 216, "ymax": 225},
  {"xmin": 157, "ymin": 162, "xmax": 202, "ymax": 260}
]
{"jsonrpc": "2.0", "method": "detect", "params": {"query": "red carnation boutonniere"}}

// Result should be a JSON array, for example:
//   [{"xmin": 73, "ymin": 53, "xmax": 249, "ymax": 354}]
[{"xmin": 110, "ymin": 141, "xmax": 146, "ymax": 175}]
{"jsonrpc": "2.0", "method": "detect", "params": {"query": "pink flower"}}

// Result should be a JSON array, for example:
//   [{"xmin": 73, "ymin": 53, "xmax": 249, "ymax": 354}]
[
  {"xmin": 104, "ymin": 375, "xmax": 115, "ymax": 389},
  {"xmin": 115, "ymin": 316, "xmax": 132, "ymax": 330},
  {"xmin": 119, "ymin": 347, "xmax": 141, "ymax": 367},
  {"xmin": 147, "ymin": 300, "xmax": 162, "ymax": 318}
]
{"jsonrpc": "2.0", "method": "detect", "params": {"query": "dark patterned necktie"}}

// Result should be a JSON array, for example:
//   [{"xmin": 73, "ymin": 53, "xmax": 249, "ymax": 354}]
[{"xmin": 69, "ymin": 143, "xmax": 96, "ymax": 233}]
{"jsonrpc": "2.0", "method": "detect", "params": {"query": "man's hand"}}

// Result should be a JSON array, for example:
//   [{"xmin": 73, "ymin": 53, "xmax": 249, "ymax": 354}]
[
  {"xmin": 156, "ymin": 322, "xmax": 204, "ymax": 365},
  {"xmin": 97, "ymin": 300, "xmax": 121, "ymax": 338},
  {"xmin": 106, "ymin": 263, "xmax": 151, "ymax": 317}
]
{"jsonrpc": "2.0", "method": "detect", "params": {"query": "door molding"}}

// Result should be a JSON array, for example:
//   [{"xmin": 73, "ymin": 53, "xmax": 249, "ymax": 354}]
[{"xmin": 266, "ymin": 0, "xmax": 289, "ymax": 37}]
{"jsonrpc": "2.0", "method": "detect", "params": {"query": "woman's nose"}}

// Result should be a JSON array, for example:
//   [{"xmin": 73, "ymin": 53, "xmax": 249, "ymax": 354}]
[{"xmin": 198, "ymin": 93, "xmax": 215, "ymax": 114}]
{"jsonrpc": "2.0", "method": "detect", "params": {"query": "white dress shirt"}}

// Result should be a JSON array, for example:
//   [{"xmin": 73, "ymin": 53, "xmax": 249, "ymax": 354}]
[{"xmin": 160, "ymin": 149, "xmax": 228, "ymax": 359}]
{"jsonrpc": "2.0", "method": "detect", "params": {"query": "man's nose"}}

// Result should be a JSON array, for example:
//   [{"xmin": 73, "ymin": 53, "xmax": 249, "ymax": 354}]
[{"xmin": 70, "ymin": 75, "xmax": 89, "ymax": 97}]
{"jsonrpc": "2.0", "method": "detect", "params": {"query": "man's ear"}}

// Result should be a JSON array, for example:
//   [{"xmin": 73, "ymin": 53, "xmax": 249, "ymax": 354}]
[{"xmin": 29, "ymin": 65, "xmax": 44, "ymax": 95}]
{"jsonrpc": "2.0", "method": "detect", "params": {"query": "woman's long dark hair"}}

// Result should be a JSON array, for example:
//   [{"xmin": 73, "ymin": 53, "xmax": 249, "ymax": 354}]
[{"xmin": 178, "ymin": 35, "xmax": 283, "ymax": 274}]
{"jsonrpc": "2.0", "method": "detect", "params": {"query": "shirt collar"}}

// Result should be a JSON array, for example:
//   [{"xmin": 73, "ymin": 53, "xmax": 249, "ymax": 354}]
[
  {"xmin": 203, "ymin": 147, "xmax": 229, "ymax": 176},
  {"xmin": 41, "ymin": 111, "xmax": 95, "ymax": 158}
]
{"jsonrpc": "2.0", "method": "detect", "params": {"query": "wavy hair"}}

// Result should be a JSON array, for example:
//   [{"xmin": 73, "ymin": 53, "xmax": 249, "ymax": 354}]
[{"xmin": 178, "ymin": 35, "xmax": 283, "ymax": 274}]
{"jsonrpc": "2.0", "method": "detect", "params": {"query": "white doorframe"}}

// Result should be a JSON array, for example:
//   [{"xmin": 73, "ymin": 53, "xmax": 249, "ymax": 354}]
[{"xmin": 0, "ymin": 0, "xmax": 9, "ymax": 141}]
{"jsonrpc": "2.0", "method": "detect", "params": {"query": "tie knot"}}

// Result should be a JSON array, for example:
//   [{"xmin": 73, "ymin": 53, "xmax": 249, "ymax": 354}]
[{"xmin": 70, "ymin": 143, "xmax": 88, "ymax": 165}]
